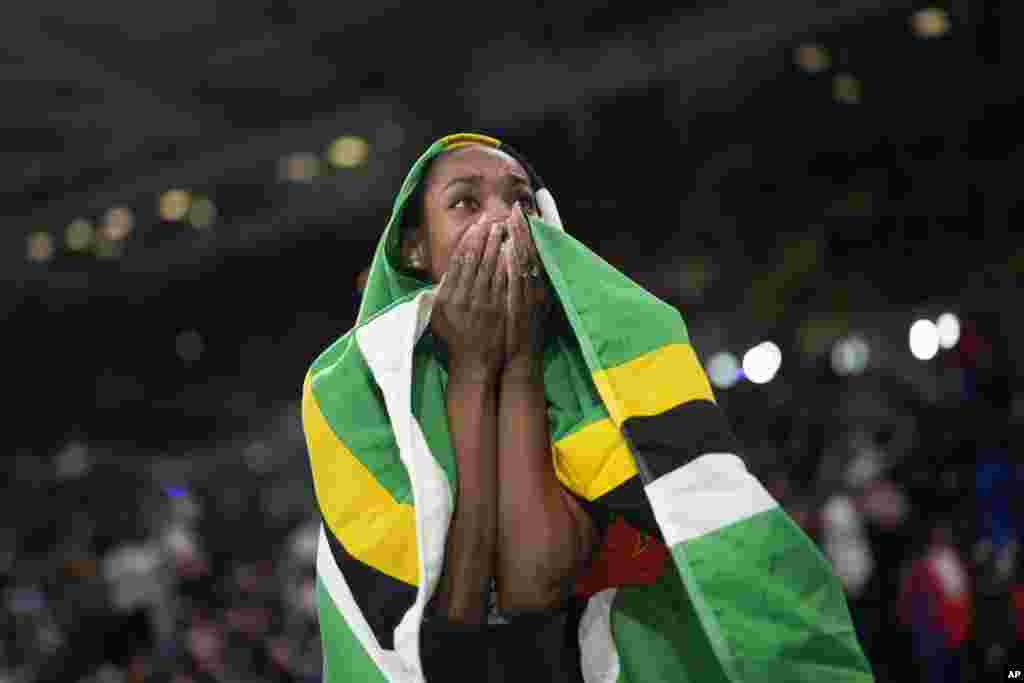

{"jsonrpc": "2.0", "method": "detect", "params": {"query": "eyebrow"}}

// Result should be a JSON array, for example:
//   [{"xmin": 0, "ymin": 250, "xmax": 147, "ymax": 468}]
[{"xmin": 442, "ymin": 174, "xmax": 531, "ymax": 191}]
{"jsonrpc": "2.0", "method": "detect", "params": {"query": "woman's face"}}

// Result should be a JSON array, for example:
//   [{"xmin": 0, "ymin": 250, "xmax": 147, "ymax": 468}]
[{"xmin": 405, "ymin": 144, "xmax": 539, "ymax": 283}]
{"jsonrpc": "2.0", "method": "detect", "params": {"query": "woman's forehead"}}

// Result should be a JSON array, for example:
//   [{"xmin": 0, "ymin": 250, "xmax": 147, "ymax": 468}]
[{"xmin": 425, "ymin": 145, "xmax": 528, "ymax": 190}]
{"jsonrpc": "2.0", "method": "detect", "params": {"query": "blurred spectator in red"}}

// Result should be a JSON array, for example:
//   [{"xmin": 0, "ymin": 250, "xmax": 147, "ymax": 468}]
[{"xmin": 897, "ymin": 521, "xmax": 972, "ymax": 683}]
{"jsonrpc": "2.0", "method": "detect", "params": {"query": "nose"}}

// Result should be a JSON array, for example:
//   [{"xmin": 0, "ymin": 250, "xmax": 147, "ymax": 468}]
[{"xmin": 481, "ymin": 205, "xmax": 521, "ymax": 234}]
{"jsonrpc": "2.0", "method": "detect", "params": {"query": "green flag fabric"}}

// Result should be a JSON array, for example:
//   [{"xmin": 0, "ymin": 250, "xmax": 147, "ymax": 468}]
[{"xmin": 301, "ymin": 132, "xmax": 874, "ymax": 681}]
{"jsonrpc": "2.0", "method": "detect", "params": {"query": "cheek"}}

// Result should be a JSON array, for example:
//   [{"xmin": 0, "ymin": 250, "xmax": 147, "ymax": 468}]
[{"xmin": 431, "ymin": 234, "xmax": 459, "ymax": 277}]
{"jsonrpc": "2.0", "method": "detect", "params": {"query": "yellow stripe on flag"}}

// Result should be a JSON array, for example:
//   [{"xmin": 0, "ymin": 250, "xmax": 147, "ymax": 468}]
[
  {"xmin": 302, "ymin": 375, "xmax": 419, "ymax": 586},
  {"xmin": 592, "ymin": 343, "xmax": 714, "ymax": 428},
  {"xmin": 553, "ymin": 417, "xmax": 637, "ymax": 501},
  {"xmin": 553, "ymin": 344, "xmax": 714, "ymax": 501}
]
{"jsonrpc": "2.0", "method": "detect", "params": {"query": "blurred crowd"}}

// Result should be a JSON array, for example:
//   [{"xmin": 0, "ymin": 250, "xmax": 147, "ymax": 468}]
[
  {"xmin": 2, "ymin": 411, "xmax": 325, "ymax": 683},
  {"xmin": 755, "ymin": 409, "xmax": 1019, "ymax": 683},
  {"xmin": 722, "ymin": 316, "xmax": 1023, "ymax": 683},
  {"xmin": 2, "ymin": 326, "xmax": 1019, "ymax": 683}
]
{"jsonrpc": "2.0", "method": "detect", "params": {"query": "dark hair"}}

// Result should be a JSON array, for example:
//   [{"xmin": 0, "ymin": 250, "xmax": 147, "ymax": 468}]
[
  {"xmin": 395, "ymin": 155, "xmax": 441, "ymax": 280},
  {"xmin": 396, "ymin": 147, "xmax": 458, "ymax": 269},
  {"xmin": 398, "ymin": 172, "xmax": 429, "ymax": 244}
]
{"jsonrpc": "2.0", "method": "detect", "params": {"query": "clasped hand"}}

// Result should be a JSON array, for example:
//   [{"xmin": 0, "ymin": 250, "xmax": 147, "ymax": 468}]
[{"xmin": 431, "ymin": 209, "xmax": 552, "ymax": 377}]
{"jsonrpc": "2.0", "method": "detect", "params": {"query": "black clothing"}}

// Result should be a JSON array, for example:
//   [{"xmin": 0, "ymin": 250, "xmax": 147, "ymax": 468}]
[{"xmin": 420, "ymin": 598, "xmax": 585, "ymax": 682}]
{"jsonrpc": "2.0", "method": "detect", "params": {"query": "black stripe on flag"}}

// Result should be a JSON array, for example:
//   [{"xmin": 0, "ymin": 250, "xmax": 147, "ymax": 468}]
[
  {"xmin": 622, "ymin": 399, "xmax": 742, "ymax": 485},
  {"xmin": 320, "ymin": 510, "xmax": 416, "ymax": 650},
  {"xmin": 574, "ymin": 474, "xmax": 660, "ymax": 540}
]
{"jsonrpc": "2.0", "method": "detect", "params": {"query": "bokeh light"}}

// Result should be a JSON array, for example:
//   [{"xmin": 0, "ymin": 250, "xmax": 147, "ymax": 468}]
[
  {"xmin": 327, "ymin": 136, "xmax": 370, "ymax": 168},
  {"xmin": 280, "ymin": 153, "xmax": 320, "ymax": 183},
  {"xmin": 936, "ymin": 312, "xmax": 960, "ymax": 349},
  {"xmin": 188, "ymin": 197, "xmax": 217, "ymax": 230},
  {"xmin": 707, "ymin": 351, "xmax": 741, "ymax": 389},
  {"xmin": 911, "ymin": 7, "xmax": 950, "ymax": 38},
  {"xmin": 27, "ymin": 231, "xmax": 55, "ymax": 263},
  {"xmin": 909, "ymin": 319, "xmax": 939, "ymax": 360},
  {"xmin": 743, "ymin": 341, "xmax": 782, "ymax": 384},
  {"xmin": 831, "ymin": 335, "xmax": 870, "ymax": 376},
  {"xmin": 66, "ymin": 218, "xmax": 94, "ymax": 252},
  {"xmin": 100, "ymin": 207, "xmax": 135, "ymax": 241},
  {"xmin": 833, "ymin": 74, "xmax": 861, "ymax": 104},
  {"xmin": 160, "ymin": 190, "xmax": 192, "ymax": 222},
  {"xmin": 795, "ymin": 44, "xmax": 830, "ymax": 74}
]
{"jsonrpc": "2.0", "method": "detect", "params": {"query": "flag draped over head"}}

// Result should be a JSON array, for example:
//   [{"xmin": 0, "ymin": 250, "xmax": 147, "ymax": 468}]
[{"xmin": 301, "ymin": 132, "xmax": 874, "ymax": 682}]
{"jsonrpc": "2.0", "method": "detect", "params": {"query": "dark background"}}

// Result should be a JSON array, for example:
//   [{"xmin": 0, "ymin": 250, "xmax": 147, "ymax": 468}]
[{"xmin": 2, "ymin": 1, "xmax": 1020, "ymax": 681}]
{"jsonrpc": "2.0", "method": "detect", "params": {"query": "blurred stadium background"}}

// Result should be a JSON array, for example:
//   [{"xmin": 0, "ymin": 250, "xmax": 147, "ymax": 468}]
[{"xmin": 2, "ymin": 1, "xmax": 1020, "ymax": 681}]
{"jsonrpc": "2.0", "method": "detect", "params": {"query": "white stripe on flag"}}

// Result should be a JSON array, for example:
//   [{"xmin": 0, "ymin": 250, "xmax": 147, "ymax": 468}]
[
  {"xmin": 645, "ymin": 453, "xmax": 777, "ymax": 547},
  {"xmin": 578, "ymin": 588, "xmax": 621, "ymax": 683},
  {"xmin": 316, "ymin": 524, "xmax": 412, "ymax": 681},
  {"xmin": 535, "ymin": 188, "xmax": 564, "ymax": 231},
  {"xmin": 356, "ymin": 287, "xmax": 452, "ymax": 681}
]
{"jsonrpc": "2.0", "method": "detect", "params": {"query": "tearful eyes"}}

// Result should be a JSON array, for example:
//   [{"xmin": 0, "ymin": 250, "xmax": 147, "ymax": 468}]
[{"xmin": 450, "ymin": 194, "xmax": 537, "ymax": 213}]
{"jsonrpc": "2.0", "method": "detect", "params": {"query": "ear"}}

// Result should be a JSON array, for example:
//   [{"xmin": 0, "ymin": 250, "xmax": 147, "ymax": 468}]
[{"xmin": 400, "ymin": 226, "xmax": 427, "ymax": 270}]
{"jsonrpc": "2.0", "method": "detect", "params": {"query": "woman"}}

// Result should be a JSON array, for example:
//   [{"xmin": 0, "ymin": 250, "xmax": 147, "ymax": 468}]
[
  {"xmin": 304, "ymin": 133, "xmax": 873, "ymax": 683},
  {"xmin": 395, "ymin": 140, "xmax": 599, "ymax": 680}
]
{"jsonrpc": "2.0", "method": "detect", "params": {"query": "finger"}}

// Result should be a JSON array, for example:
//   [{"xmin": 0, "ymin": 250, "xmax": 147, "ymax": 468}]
[
  {"xmin": 438, "ymin": 253, "xmax": 458, "ymax": 300},
  {"xmin": 499, "ymin": 216, "xmax": 520, "ymax": 274},
  {"xmin": 474, "ymin": 222, "xmax": 503, "ymax": 303},
  {"xmin": 520, "ymin": 219, "xmax": 540, "ymax": 276},
  {"xmin": 491, "ymin": 238, "xmax": 509, "ymax": 301},
  {"xmin": 520, "ymin": 215, "xmax": 541, "ymax": 274},
  {"xmin": 451, "ymin": 222, "xmax": 488, "ymax": 303},
  {"xmin": 505, "ymin": 241, "xmax": 523, "ymax": 322}
]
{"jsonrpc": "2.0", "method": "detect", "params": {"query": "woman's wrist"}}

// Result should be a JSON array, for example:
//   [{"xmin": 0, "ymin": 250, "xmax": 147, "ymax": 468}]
[
  {"xmin": 449, "ymin": 356, "xmax": 502, "ymax": 386},
  {"xmin": 502, "ymin": 353, "xmax": 543, "ymax": 384}
]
